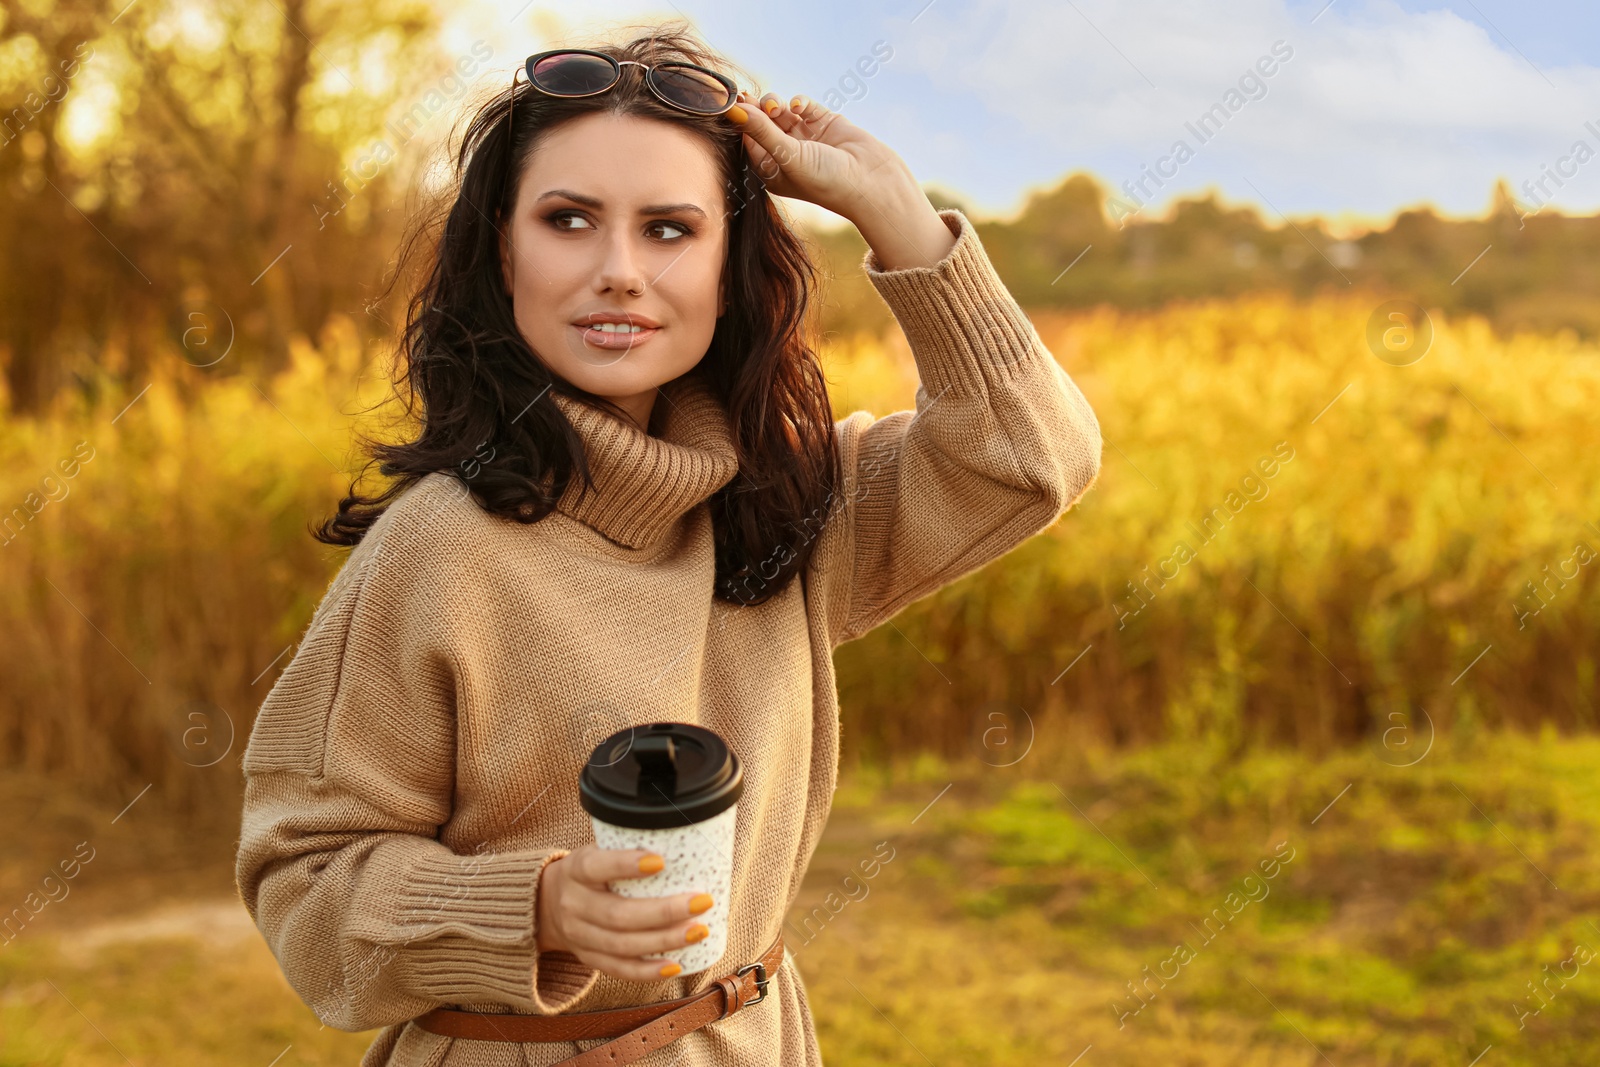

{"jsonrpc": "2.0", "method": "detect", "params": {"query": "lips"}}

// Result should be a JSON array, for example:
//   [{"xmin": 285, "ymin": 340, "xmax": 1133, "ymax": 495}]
[
  {"xmin": 572, "ymin": 320, "xmax": 662, "ymax": 352},
  {"xmin": 573, "ymin": 312, "xmax": 662, "ymax": 329}
]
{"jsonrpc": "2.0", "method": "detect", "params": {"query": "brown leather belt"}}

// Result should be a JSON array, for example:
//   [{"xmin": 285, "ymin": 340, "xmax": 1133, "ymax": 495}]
[{"xmin": 413, "ymin": 933, "xmax": 783, "ymax": 1067}]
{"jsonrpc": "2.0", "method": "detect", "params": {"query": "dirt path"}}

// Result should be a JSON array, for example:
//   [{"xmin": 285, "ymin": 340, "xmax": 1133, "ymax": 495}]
[{"xmin": 51, "ymin": 897, "xmax": 259, "ymax": 965}]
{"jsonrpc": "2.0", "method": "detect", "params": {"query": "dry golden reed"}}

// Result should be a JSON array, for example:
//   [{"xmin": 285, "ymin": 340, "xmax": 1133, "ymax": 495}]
[{"xmin": 2, "ymin": 295, "xmax": 1596, "ymax": 808}]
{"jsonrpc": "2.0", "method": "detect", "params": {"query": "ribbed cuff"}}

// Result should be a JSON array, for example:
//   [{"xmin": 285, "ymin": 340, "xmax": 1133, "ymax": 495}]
[
  {"xmin": 386, "ymin": 847, "xmax": 600, "ymax": 1013},
  {"xmin": 398, "ymin": 934, "xmax": 539, "ymax": 1007},
  {"xmin": 394, "ymin": 849, "xmax": 550, "ymax": 933},
  {"xmin": 862, "ymin": 208, "xmax": 1051, "ymax": 402},
  {"xmin": 398, "ymin": 936, "xmax": 600, "ymax": 1014},
  {"xmin": 528, "ymin": 948, "xmax": 602, "ymax": 1014}
]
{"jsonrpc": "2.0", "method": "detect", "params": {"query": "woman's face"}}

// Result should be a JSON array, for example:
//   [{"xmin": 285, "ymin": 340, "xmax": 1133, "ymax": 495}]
[{"xmin": 500, "ymin": 111, "xmax": 730, "ymax": 431}]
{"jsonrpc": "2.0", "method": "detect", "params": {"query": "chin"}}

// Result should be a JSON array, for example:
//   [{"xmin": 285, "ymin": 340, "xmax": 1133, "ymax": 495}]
[{"xmin": 555, "ymin": 360, "xmax": 674, "ymax": 399}]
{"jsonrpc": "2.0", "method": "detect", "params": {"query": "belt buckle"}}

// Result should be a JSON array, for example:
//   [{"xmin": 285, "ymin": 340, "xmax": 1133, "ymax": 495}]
[{"xmin": 735, "ymin": 962, "xmax": 769, "ymax": 1006}]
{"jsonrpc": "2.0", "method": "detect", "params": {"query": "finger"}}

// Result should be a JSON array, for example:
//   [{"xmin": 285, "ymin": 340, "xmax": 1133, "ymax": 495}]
[
  {"xmin": 741, "ymin": 135, "xmax": 782, "ymax": 184},
  {"xmin": 757, "ymin": 92, "xmax": 807, "ymax": 136},
  {"xmin": 565, "ymin": 914, "xmax": 711, "ymax": 959},
  {"xmin": 578, "ymin": 947, "xmax": 689, "ymax": 983},
  {"xmin": 731, "ymin": 93, "xmax": 782, "ymax": 180},
  {"xmin": 728, "ymin": 94, "xmax": 802, "ymax": 172},
  {"xmin": 788, "ymin": 94, "xmax": 844, "ymax": 138},
  {"xmin": 736, "ymin": 127, "xmax": 793, "ymax": 186},
  {"xmin": 572, "ymin": 883, "xmax": 713, "ymax": 931},
  {"xmin": 756, "ymin": 93, "xmax": 786, "ymax": 121},
  {"xmin": 565, "ymin": 845, "xmax": 665, "ymax": 887}
]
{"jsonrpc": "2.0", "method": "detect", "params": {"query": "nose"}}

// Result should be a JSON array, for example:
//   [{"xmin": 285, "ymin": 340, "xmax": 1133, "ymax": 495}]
[{"xmin": 594, "ymin": 228, "xmax": 650, "ymax": 296}]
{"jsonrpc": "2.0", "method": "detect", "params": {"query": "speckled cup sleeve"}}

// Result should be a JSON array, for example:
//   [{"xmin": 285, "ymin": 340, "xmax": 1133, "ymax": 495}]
[{"xmin": 589, "ymin": 803, "xmax": 738, "ymax": 976}]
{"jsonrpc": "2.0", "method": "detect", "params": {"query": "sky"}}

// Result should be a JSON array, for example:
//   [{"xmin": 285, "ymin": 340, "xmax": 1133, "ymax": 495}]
[{"xmin": 432, "ymin": 0, "xmax": 1600, "ymax": 232}]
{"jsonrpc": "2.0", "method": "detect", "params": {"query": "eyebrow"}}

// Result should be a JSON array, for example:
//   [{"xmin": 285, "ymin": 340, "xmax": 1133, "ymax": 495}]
[{"xmin": 535, "ymin": 189, "xmax": 709, "ymax": 221}]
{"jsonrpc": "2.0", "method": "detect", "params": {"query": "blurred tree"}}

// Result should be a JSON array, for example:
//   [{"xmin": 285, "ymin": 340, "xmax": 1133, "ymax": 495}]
[
  {"xmin": 0, "ymin": 0, "xmax": 448, "ymax": 414},
  {"xmin": 0, "ymin": 0, "xmax": 96, "ymax": 411}
]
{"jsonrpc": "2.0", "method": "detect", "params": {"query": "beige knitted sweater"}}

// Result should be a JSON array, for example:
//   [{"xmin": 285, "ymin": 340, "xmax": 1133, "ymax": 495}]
[{"xmin": 235, "ymin": 208, "xmax": 1102, "ymax": 1067}]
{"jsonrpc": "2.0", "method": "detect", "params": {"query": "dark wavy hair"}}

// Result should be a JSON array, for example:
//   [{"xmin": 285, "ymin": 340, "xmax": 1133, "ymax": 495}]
[{"xmin": 313, "ymin": 22, "xmax": 843, "ymax": 606}]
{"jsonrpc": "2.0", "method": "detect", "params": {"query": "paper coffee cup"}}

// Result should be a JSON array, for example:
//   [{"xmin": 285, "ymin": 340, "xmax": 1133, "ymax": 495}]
[{"xmin": 579, "ymin": 722, "xmax": 743, "ymax": 976}]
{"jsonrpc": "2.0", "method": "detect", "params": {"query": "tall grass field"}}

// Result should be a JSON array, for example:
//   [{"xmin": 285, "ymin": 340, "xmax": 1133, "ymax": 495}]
[{"xmin": 2, "ymin": 294, "xmax": 1594, "ymax": 811}]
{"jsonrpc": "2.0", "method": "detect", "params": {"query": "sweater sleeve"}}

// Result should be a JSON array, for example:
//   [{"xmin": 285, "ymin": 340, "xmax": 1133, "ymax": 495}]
[
  {"xmin": 816, "ymin": 207, "xmax": 1103, "ymax": 648},
  {"xmin": 234, "ymin": 508, "xmax": 599, "ymax": 1031}
]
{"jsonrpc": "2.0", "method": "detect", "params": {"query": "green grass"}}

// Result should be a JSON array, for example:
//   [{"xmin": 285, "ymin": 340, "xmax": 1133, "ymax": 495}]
[
  {"xmin": 799, "ymin": 727, "xmax": 1600, "ymax": 1066},
  {"xmin": 4, "ymin": 729, "xmax": 1599, "ymax": 1065}
]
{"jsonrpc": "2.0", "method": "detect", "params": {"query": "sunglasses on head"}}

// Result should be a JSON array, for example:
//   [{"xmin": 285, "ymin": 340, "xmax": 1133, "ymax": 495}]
[{"xmin": 513, "ymin": 48, "xmax": 742, "ymax": 121}]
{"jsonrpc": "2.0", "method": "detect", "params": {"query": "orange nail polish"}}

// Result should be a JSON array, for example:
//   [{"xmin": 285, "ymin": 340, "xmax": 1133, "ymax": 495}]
[
  {"xmin": 685, "ymin": 924, "xmax": 709, "ymax": 944},
  {"xmin": 638, "ymin": 854, "xmax": 664, "ymax": 874},
  {"xmin": 689, "ymin": 893, "xmax": 714, "ymax": 915},
  {"xmin": 660, "ymin": 962, "xmax": 682, "ymax": 977},
  {"xmin": 764, "ymin": 100, "xmax": 779, "ymax": 115},
  {"xmin": 727, "ymin": 105, "xmax": 748, "ymax": 124}
]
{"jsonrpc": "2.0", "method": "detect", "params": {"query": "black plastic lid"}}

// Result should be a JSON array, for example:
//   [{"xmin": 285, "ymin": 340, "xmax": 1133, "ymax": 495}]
[{"xmin": 579, "ymin": 722, "xmax": 743, "ymax": 829}]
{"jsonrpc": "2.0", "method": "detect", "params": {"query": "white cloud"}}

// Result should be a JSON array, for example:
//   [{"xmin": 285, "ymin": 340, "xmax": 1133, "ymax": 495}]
[{"xmin": 886, "ymin": 0, "xmax": 1600, "ymax": 220}]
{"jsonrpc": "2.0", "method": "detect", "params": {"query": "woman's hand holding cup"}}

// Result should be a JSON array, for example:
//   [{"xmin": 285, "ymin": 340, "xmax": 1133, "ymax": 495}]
[{"xmin": 536, "ymin": 843, "xmax": 714, "ymax": 982}]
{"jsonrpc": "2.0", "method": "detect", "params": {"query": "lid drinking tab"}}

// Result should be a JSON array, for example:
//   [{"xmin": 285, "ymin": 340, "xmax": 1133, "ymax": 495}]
[
  {"xmin": 632, "ymin": 734, "xmax": 680, "ymax": 800},
  {"xmin": 579, "ymin": 722, "xmax": 743, "ymax": 829}
]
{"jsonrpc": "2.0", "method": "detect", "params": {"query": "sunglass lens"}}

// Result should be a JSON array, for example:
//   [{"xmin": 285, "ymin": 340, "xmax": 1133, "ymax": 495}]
[
  {"xmin": 652, "ymin": 64, "xmax": 735, "ymax": 114},
  {"xmin": 529, "ymin": 52, "xmax": 617, "ymax": 95}
]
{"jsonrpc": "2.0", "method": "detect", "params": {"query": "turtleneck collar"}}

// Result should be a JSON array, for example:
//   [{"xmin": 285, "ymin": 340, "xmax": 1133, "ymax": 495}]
[{"xmin": 547, "ymin": 374, "xmax": 740, "ymax": 550}]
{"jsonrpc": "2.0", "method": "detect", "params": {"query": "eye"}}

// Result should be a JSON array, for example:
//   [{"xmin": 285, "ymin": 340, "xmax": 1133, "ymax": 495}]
[
  {"xmin": 547, "ymin": 210, "xmax": 594, "ymax": 231},
  {"xmin": 648, "ymin": 220, "xmax": 694, "ymax": 241}
]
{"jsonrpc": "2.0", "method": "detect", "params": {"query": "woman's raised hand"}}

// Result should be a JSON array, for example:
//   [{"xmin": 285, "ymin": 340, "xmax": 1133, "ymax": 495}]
[
  {"xmin": 727, "ymin": 91, "xmax": 920, "ymax": 224},
  {"xmin": 535, "ymin": 844, "xmax": 714, "ymax": 982}
]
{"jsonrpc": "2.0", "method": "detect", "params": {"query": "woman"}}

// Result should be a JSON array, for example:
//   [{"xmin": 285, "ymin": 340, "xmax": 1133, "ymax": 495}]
[{"xmin": 235, "ymin": 23, "xmax": 1102, "ymax": 1067}]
